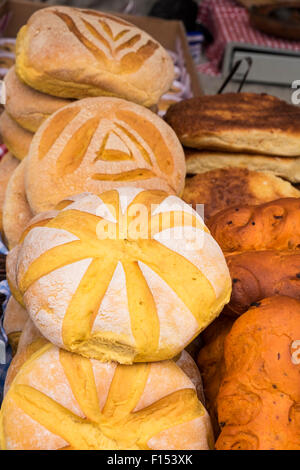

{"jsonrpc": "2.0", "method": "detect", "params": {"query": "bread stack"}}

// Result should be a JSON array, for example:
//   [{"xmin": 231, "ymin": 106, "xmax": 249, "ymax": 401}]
[
  {"xmin": 165, "ymin": 93, "xmax": 300, "ymax": 184},
  {"xmin": 0, "ymin": 6, "xmax": 234, "ymax": 450}
]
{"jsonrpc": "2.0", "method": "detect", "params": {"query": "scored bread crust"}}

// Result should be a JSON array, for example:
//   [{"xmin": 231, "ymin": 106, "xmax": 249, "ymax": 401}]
[
  {"xmin": 3, "ymin": 158, "xmax": 33, "ymax": 249},
  {"xmin": 184, "ymin": 149, "xmax": 300, "ymax": 183},
  {"xmin": 165, "ymin": 93, "xmax": 300, "ymax": 157},
  {"xmin": 207, "ymin": 197, "xmax": 300, "ymax": 252},
  {"xmin": 183, "ymin": 168, "xmax": 300, "ymax": 221},
  {"xmin": 25, "ymin": 97, "xmax": 186, "ymax": 214},
  {"xmin": 216, "ymin": 296, "xmax": 300, "ymax": 450},
  {"xmin": 15, "ymin": 6, "xmax": 174, "ymax": 107},
  {"xmin": 226, "ymin": 250, "xmax": 300, "ymax": 314},
  {"xmin": 4, "ymin": 66, "xmax": 72, "ymax": 133},
  {"xmin": 0, "ymin": 112, "xmax": 33, "ymax": 161},
  {"xmin": 1, "ymin": 341, "xmax": 213, "ymax": 450},
  {"xmin": 10, "ymin": 190, "xmax": 231, "ymax": 364}
]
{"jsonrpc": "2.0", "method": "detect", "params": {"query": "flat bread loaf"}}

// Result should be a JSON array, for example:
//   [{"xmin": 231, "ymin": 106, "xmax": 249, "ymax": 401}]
[{"xmin": 0, "ymin": 112, "xmax": 33, "ymax": 161}]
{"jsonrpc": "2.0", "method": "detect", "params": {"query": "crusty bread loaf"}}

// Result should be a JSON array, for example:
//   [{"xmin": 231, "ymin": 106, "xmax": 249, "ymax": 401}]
[
  {"xmin": 183, "ymin": 169, "xmax": 300, "ymax": 220},
  {"xmin": 25, "ymin": 97, "xmax": 185, "ymax": 214},
  {"xmin": 185, "ymin": 148, "xmax": 300, "ymax": 183},
  {"xmin": 165, "ymin": 93, "xmax": 300, "ymax": 157},
  {"xmin": 0, "ymin": 111, "xmax": 33, "ymax": 161},
  {"xmin": 8, "ymin": 190, "xmax": 231, "ymax": 363},
  {"xmin": 216, "ymin": 296, "xmax": 300, "ymax": 450},
  {"xmin": 3, "ymin": 158, "xmax": 33, "ymax": 249},
  {"xmin": 4, "ymin": 66, "xmax": 72, "ymax": 132},
  {"xmin": 0, "ymin": 152, "xmax": 19, "ymax": 233},
  {"xmin": 3, "ymin": 296, "xmax": 28, "ymax": 355},
  {"xmin": 197, "ymin": 315, "xmax": 234, "ymax": 437},
  {"xmin": 226, "ymin": 250, "xmax": 300, "ymax": 315},
  {"xmin": 0, "ymin": 342, "xmax": 213, "ymax": 450},
  {"xmin": 16, "ymin": 6, "xmax": 174, "ymax": 107},
  {"xmin": 207, "ymin": 198, "xmax": 300, "ymax": 252}
]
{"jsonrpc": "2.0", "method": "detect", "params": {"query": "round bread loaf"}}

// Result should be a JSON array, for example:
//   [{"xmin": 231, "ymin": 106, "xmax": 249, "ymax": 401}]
[
  {"xmin": 9, "ymin": 189, "xmax": 231, "ymax": 363},
  {"xmin": 226, "ymin": 250, "xmax": 300, "ymax": 315},
  {"xmin": 3, "ymin": 296, "xmax": 28, "ymax": 355},
  {"xmin": 207, "ymin": 198, "xmax": 300, "ymax": 252},
  {"xmin": 15, "ymin": 6, "xmax": 174, "ymax": 107},
  {"xmin": 3, "ymin": 159, "xmax": 33, "ymax": 249},
  {"xmin": 183, "ymin": 168, "xmax": 300, "ymax": 221},
  {"xmin": 0, "ymin": 342, "xmax": 213, "ymax": 450},
  {"xmin": 25, "ymin": 97, "xmax": 186, "ymax": 213},
  {"xmin": 216, "ymin": 296, "xmax": 300, "ymax": 450},
  {"xmin": 0, "ymin": 152, "xmax": 19, "ymax": 233},
  {"xmin": 4, "ymin": 66, "xmax": 72, "ymax": 133},
  {"xmin": 0, "ymin": 111, "xmax": 33, "ymax": 161}
]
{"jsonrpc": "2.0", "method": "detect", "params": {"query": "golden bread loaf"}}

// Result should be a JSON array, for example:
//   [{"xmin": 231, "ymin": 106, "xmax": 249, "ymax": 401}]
[
  {"xmin": 197, "ymin": 314, "xmax": 234, "ymax": 437},
  {"xmin": 184, "ymin": 149, "xmax": 300, "ymax": 183},
  {"xmin": 3, "ymin": 296, "xmax": 28, "ymax": 355},
  {"xmin": 0, "ymin": 342, "xmax": 213, "ymax": 450},
  {"xmin": 0, "ymin": 111, "xmax": 33, "ymax": 161},
  {"xmin": 16, "ymin": 6, "xmax": 174, "ymax": 107},
  {"xmin": 3, "ymin": 159, "xmax": 33, "ymax": 249},
  {"xmin": 183, "ymin": 169, "xmax": 300, "ymax": 221},
  {"xmin": 226, "ymin": 250, "xmax": 300, "ymax": 315},
  {"xmin": 4, "ymin": 66, "xmax": 72, "ymax": 133},
  {"xmin": 207, "ymin": 198, "xmax": 300, "ymax": 252},
  {"xmin": 7, "ymin": 190, "xmax": 231, "ymax": 363},
  {"xmin": 25, "ymin": 97, "xmax": 186, "ymax": 214},
  {"xmin": 165, "ymin": 93, "xmax": 300, "ymax": 157},
  {"xmin": 0, "ymin": 152, "xmax": 19, "ymax": 233},
  {"xmin": 216, "ymin": 296, "xmax": 300, "ymax": 450}
]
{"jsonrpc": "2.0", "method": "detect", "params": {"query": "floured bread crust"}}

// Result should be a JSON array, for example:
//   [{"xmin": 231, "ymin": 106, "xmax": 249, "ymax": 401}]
[
  {"xmin": 183, "ymin": 168, "xmax": 300, "ymax": 220},
  {"xmin": 10, "ymin": 190, "xmax": 231, "ymax": 363},
  {"xmin": 3, "ymin": 159, "xmax": 33, "ymax": 249},
  {"xmin": 16, "ymin": 6, "xmax": 174, "ymax": 107},
  {"xmin": 1, "ymin": 342, "xmax": 213, "ymax": 450},
  {"xmin": 184, "ymin": 149, "xmax": 300, "ymax": 183},
  {"xmin": 0, "ymin": 112, "xmax": 33, "ymax": 161},
  {"xmin": 25, "ymin": 97, "xmax": 186, "ymax": 213},
  {"xmin": 0, "ymin": 152, "xmax": 19, "ymax": 233},
  {"xmin": 165, "ymin": 93, "xmax": 300, "ymax": 157},
  {"xmin": 4, "ymin": 66, "xmax": 72, "ymax": 133}
]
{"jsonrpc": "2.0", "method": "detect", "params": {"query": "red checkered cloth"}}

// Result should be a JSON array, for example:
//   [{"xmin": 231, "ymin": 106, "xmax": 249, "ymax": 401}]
[
  {"xmin": 0, "ymin": 144, "xmax": 7, "ymax": 161},
  {"xmin": 198, "ymin": 0, "xmax": 300, "ymax": 76}
]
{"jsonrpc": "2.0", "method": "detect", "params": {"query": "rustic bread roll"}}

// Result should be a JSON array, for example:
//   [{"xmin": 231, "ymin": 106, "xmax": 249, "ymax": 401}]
[
  {"xmin": 25, "ymin": 97, "xmax": 185, "ymax": 214},
  {"xmin": 184, "ymin": 149, "xmax": 300, "ymax": 183},
  {"xmin": 10, "ymin": 190, "xmax": 231, "ymax": 363},
  {"xmin": 0, "ymin": 152, "xmax": 19, "ymax": 233},
  {"xmin": 0, "ymin": 343, "xmax": 213, "ymax": 450},
  {"xmin": 16, "ymin": 6, "xmax": 174, "ymax": 107},
  {"xmin": 4, "ymin": 66, "xmax": 72, "ymax": 133},
  {"xmin": 216, "ymin": 296, "xmax": 300, "ymax": 450},
  {"xmin": 3, "ymin": 159, "xmax": 33, "ymax": 249},
  {"xmin": 0, "ymin": 111, "xmax": 33, "ymax": 161},
  {"xmin": 3, "ymin": 296, "xmax": 28, "ymax": 355},
  {"xmin": 226, "ymin": 250, "xmax": 300, "ymax": 315},
  {"xmin": 207, "ymin": 198, "xmax": 300, "ymax": 252},
  {"xmin": 165, "ymin": 93, "xmax": 300, "ymax": 157},
  {"xmin": 197, "ymin": 315, "xmax": 234, "ymax": 437},
  {"xmin": 183, "ymin": 169, "xmax": 300, "ymax": 220}
]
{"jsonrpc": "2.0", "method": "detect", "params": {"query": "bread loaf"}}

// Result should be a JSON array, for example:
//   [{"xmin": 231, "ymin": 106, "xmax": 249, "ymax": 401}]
[
  {"xmin": 0, "ymin": 111, "xmax": 33, "ymax": 161},
  {"xmin": 0, "ymin": 152, "xmax": 19, "ymax": 233},
  {"xmin": 16, "ymin": 6, "xmax": 174, "ymax": 107},
  {"xmin": 3, "ymin": 296, "xmax": 28, "ymax": 355},
  {"xmin": 0, "ymin": 343, "xmax": 213, "ymax": 450},
  {"xmin": 216, "ymin": 296, "xmax": 300, "ymax": 450},
  {"xmin": 25, "ymin": 97, "xmax": 186, "ymax": 214},
  {"xmin": 8, "ymin": 190, "xmax": 231, "ymax": 363}
]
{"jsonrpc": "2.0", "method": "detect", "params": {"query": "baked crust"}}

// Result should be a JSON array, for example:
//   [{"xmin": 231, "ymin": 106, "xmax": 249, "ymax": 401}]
[
  {"xmin": 0, "ymin": 152, "xmax": 19, "ymax": 233},
  {"xmin": 16, "ymin": 6, "xmax": 174, "ymax": 107},
  {"xmin": 183, "ymin": 168, "xmax": 300, "ymax": 220},
  {"xmin": 5, "ymin": 66, "xmax": 72, "ymax": 133},
  {"xmin": 207, "ymin": 198, "xmax": 300, "ymax": 252},
  {"xmin": 0, "ymin": 111, "xmax": 33, "ymax": 161},
  {"xmin": 165, "ymin": 93, "xmax": 300, "ymax": 156}
]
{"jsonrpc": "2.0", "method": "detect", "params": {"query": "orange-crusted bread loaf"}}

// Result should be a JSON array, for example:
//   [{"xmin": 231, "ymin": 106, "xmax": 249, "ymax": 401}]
[
  {"xmin": 7, "ymin": 190, "xmax": 231, "ymax": 364},
  {"xmin": 216, "ymin": 296, "xmax": 300, "ymax": 450}
]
